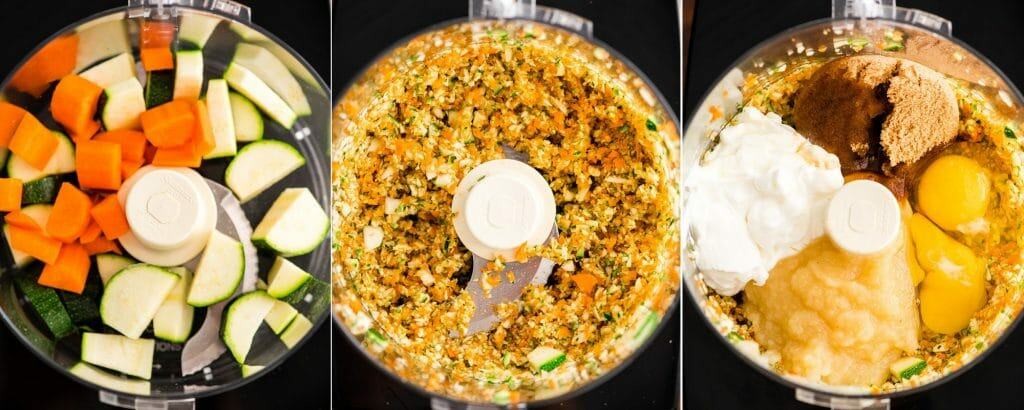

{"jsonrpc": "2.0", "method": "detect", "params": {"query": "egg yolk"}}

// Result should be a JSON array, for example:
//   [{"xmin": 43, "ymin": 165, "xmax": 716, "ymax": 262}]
[
  {"xmin": 908, "ymin": 213, "xmax": 987, "ymax": 334},
  {"xmin": 917, "ymin": 155, "xmax": 990, "ymax": 232}
]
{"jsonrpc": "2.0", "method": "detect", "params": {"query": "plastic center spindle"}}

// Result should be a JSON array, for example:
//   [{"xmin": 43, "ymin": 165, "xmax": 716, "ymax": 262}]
[
  {"xmin": 464, "ymin": 174, "xmax": 540, "ymax": 250},
  {"xmin": 825, "ymin": 179, "xmax": 900, "ymax": 255},
  {"xmin": 452, "ymin": 159, "xmax": 557, "ymax": 260},
  {"xmin": 125, "ymin": 169, "xmax": 203, "ymax": 251}
]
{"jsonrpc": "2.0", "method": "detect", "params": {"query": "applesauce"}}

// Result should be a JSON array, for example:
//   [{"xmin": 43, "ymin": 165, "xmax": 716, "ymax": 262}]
[{"xmin": 744, "ymin": 233, "xmax": 920, "ymax": 385}]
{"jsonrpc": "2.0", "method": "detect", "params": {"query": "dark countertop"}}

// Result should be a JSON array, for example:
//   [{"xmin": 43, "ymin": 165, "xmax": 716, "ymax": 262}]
[
  {"xmin": 332, "ymin": 0, "xmax": 681, "ymax": 409},
  {"xmin": 683, "ymin": 1, "xmax": 1024, "ymax": 409},
  {"xmin": 0, "ymin": 1, "xmax": 330, "ymax": 409}
]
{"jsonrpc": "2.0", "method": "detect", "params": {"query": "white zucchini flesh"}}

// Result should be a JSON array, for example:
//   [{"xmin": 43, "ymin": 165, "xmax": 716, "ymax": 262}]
[
  {"xmin": 240, "ymin": 364, "xmax": 264, "ymax": 378},
  {"xmin": 527, "ymin": 346, "xmax": 567, "ymax": 372},
  {"xmin": 221, "ymin": 291, "xmax": 276, "ymax": 363},
  {"xmin": 203, "ymin": 79, "xmax": 237, "ymax": 158},
  {"xmin": 96, "ymin": 253, "xmax": 137, "ymax": 285},
  {"xmin": 229, "ymin": 92, "xmax": 263, "ymax": 141},
  {"xmin": 265, "ymin": 256, "xmax": 312, "ymax": 299},
  {"xmin": 232, "ymin": 43, "xmax": 311, "ymax": 116},
  {"xmin": 79, "ymin": 53, "xmax": 137, "ymax": 89},
  {"xmin": 173, "ymin": 50, "xmax": 204, "ymax": 100},
  {"xmin": 100, "ymin": 264, "xmax": 180, "ymax": 339},
  {"xmin": 224, "ymin": 140, "xmax": 305, "ymax": 203},
  {"xmin": 178, "ymin": 13, "xmax": 221, "ymax": 48},
  {"xmin": 81, "ymin": 332, "xmax": 155, "ymax": 379},
  {"xmin": 102, "ymin": 78, "xmax": 146, "ymax": 131},
  {"xmin": 153, "ymin": 267, "xmax": 195, "ymax": 343},
  {"xmin": 264, "ymin": 299, "xmax": 298, "ymax": 334},
  {"xmin": 252, "ymin": 188, "xmax": 328, "ymax": 256},
  {"xmin": 278, "ymin": 313, "xmax": 313, "ymax": 349},
  {"xmin": 70, "ymin": 362, "xmax": 151, "ymax": 395},
  {"xmin": 224, "ymin": 63, "xmax": 296, "ymax": 128},
  {"xmin": 187, "ymin": 230, "xmax": 244, "ymax": 307},
  {"xmin": 7, "ymin": 131, "xmax": 75, "ymax": 181},
  {"xmin": 74, "ymin": 18, "xmax": 130, "ymax": 73}
]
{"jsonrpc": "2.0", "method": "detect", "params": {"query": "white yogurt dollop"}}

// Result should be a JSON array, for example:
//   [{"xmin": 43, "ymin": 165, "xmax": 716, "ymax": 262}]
[{"xmin": 685, "ymin": 107, "xmax": 844, "ymax": 295}]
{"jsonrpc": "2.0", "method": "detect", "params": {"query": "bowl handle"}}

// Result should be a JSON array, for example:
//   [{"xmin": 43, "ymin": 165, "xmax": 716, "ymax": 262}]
[
  {"xmin": 127, "ymin": 0, "xmax": 252, "ymax": 23},
  {"xmin": 99, "ymin": 391, "xmax": 196, "ymax": 410},
  {"xmin": 795, "ymin": 388, "xmax": 891, "ymax": 410},
  {"xmin": 831, "ymin": 0, "xmax": 952, "ymax": 37},
  {"xmin": 468, "ymin": 0, "xmax": 594, "ymax": 39}
]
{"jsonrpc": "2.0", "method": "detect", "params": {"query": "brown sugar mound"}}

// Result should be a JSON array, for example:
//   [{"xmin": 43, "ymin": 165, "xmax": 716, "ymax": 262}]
[{"xmin": 792, "ymin": 55, "xmax": 958, "ymax": 172}]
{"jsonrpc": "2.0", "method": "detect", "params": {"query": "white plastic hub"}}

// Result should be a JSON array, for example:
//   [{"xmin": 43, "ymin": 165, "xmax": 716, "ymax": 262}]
[
  {"xmin": 825, "ymin": 179, "xmax": 900, "ymax": 255},
  {"xmin": 125, "ymin": 170, "xmax": 202, "ymax": 250},
  {"xmin": 452, "ymin": 159, "xmax": 556, "ymax": 260},
  {"xmin": 117, "ymin": 166, "xmax": 218, "ymax": 266}
]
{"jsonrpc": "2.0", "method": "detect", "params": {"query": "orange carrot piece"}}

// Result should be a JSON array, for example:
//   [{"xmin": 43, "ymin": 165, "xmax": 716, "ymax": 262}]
[
  {"xmin": 82, "ymin": 235, "xmax": 121, "ymax": 255},
  {"xmin": 5, "ymin": 210, "xmax": 40, "ymax": 231},
  {"xmin": 0, "ymin": 102, "xmax": 27, "ymax": 148},
  {"xmin": 95, "ymin": 130, "xmax": 146, "ymax": 161},
  {"xmin": 9, "ymin": 114, "xmax": 58, "ymax": 170},
  {"xmin": 140, "ymin": 47, "xmax": 174, "ymax": 71},
  {"xmin": 90, "ymin": 195, "xmax": 129, "ymax": 240},
  {"xmin": 38, "ymin": 243, "xmax": 90, "ymax": 294},
  {"xmin": 51, "ymin": 75, "xmax": 103, "ymax": 135},
  {"xmin": 141, "ymin": 21, "xmax": 176, "ymax": 48},
  {"xmin": 141, "ymin": 99, "xmax": 196, "ymax": 147},
  {"xmin": 46, "ymin": 183, "xmax": 92, "ymax": 243},
  {"xmin": 9, "ymin": 225, "xmax": 61, "ymax": 264},
  {"xmin": 76, "ymin": 141, "xmax": 122, "ymax": 190},
  {"xmin": 192, "ymin": 100, "xmax": 215, "ymax": 156},
  {"xmin": 70, "ymin": 120, "xmax": 101, "ymax": 142},
  {"xmin": 151, "ymin": 144, "xmax": 201, "ymax": 168},
  {"xmin": 120, "ymin": 159, "xmax": 143, "ymax": 180},
  {"xmin": 0, "ymin": 178, "xmax": 22, "ymax": 212},
  {"xmin": 10, "ymin": 35, "xmax": 78, "ymax": 97},
  {"xmin": 570, "ymin": 273, "xmax": 600, "ymax": 294},
  {"xmin": 144, "ymin": 142, "xmax": 158, "ymax": 163},
  {"xmin": 79, "ymin": 220, "xmax": 102, "ymax": 244}
]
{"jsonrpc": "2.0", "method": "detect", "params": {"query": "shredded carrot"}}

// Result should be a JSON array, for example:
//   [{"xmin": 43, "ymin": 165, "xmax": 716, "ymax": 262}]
[
  {"xmin": 0, "ymin": 102, "xmax": 27, "ymax": 148},
  {"xmin": 0, "ymin": 178, "xmax": 22, "ymax": 212},
  {"xmin": 9, "ymin": 225, "xmax": 61, "ymax": 264},
  {"xmin": 46, "ymin": 183, "xmax": 92, "ymax": 243},
  {"xmin": 51, "ymin": 74, "xmax": 103, "ymax": 136},
  {"xmin": 76, "ymin": 140, "xmax": 122, "ymax": 190},
  {"xmin": 90, "ymin": 195, "xmax": 129, "ymax": 240},
  {"xmin": 570, "ymin": 273, "xmax": 600, "ymax": 294},
  {"xmin": 38, "ymin": 243, "xmax": 90, "ymax": 294},
  {"xmin": 9, "ymin": 114, "xmax": 59, "ymax": 170}
]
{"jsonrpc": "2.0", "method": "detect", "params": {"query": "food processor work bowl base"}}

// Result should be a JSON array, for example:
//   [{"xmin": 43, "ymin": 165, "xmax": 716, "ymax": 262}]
[
  {"xmin": 796, "ymin": 389, "xmax": 890, "ymax": 410},
  {"xmin": 99, "ymin": 391, "xmax": 195, "ymax": 410}
]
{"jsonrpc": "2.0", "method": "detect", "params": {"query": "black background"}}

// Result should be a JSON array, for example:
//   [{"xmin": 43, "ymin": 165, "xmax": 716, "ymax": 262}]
[
  {"xmin": 333, "ymin": 0, "xmax": 681, "ymax": 409},
  {"xmin": 0, "ymin": 1, "xmax": 330, "ymax": 409},
  {"xmin": 683, "ymin": 1, "xmax": 1024, "ymax": 409}
]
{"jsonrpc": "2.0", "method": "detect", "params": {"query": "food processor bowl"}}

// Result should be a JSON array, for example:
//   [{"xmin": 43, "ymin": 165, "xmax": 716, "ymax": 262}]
[
  {"xmin": 0, "ymin": 1, "xmax": 330, "ymax": 408},
  {"xmin": 332, "ymin": 0, "xmax": 680, "ymax": 407},
  {"xmin": 683, "ymin": 0, "xmax": 1024, "ymax": 408}
]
